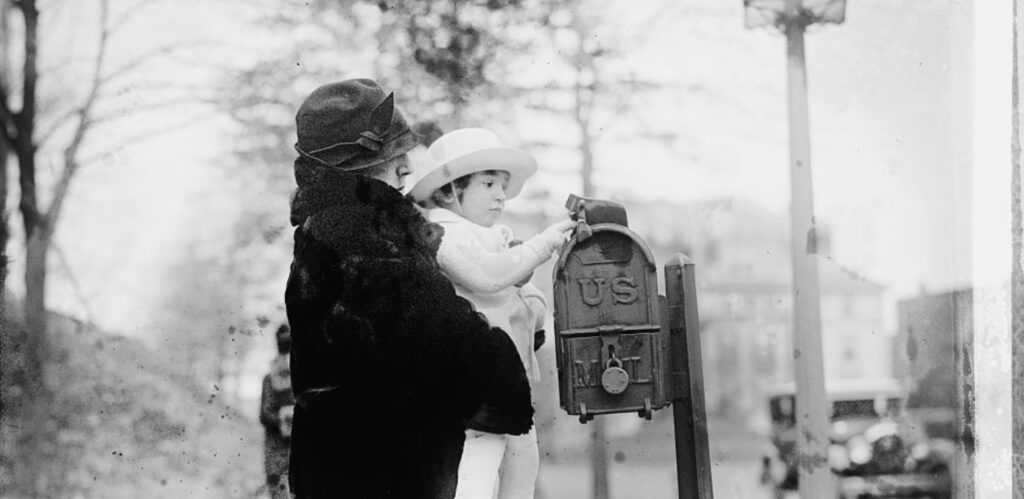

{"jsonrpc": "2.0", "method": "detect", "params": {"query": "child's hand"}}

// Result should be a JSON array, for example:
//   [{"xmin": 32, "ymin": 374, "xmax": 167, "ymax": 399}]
[
  {"xmin": 524, "ymin": 218, "xmax": 577, "ymax": 260},
  {"xmin": 538, "ymin": 219, "xmax": 576, "ymax": 251}
]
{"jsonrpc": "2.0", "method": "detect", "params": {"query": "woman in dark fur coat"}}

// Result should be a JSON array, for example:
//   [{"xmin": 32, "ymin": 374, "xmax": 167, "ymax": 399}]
[{"xmin": 285, "ymin": 79, "xmax": 534, "ymax": 498}]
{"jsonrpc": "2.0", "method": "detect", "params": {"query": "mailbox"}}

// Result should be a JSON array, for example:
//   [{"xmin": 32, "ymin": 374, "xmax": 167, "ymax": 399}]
[
  {"xmin": 553, "ymin": 196, "xmax": 670, "ymax": 422},
  {"xmin": 551, "ymin": 195, "xmax": 714, "ymax": 498}
]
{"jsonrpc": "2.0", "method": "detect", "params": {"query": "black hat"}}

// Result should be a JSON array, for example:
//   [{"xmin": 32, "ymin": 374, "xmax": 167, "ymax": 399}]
[{"xmin": 295, "ymin": 79, "xmax": 418, "ymax": 171}]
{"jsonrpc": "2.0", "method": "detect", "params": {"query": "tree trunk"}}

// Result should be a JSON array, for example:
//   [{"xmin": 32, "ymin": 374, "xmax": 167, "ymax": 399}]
[
  {"xmin": 10, "ymin": 0, "xmax": 48, "ymax": 411},
  {"xmin": 450, "ymin": 79, "xmax": 465, "ymax": 128},
  {"xmin": 24, "ymin": 230, "xmax": 48, "ymax": 365},
  {"xmin": 14, "ymin": 0, "xmax": 44, "ymax": 351},
  {"xmin": 7, "ymin": 2, "xmax": 54, "ymax": 496},
  {"xmin": 0, "ymin": 130, "xmax": 7, "ymax": 306},
  {"xmin": 570, "ymin": 17, "xmax": 608, "ymax": 499},
  {"xmin": 578, "ymin": 114, "xmax": 594, "ymax": 198},
  {"xmin": 0, "ymin": 0, "xmax": 10, "ymax": 302}
]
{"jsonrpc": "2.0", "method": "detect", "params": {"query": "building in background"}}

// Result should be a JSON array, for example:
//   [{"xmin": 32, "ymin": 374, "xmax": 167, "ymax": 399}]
[
  {"xmin": 630, "ymin": 198, "xmax": 888, "ymax": 423},
  {"xmin": 893, "ymin": 289, "xmax": 973, "ymax": 498}
]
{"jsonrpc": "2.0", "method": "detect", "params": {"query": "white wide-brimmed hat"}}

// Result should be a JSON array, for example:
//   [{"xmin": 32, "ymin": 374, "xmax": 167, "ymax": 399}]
[{"xmin": 407, "ymin": 128, "xmax": 538, "ymax": 203}]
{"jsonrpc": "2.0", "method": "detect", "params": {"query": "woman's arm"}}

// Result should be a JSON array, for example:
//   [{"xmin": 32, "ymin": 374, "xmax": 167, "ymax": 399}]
[{"xmin": 388, "ymin": 256, "xmax": 535, "ymax": 434}]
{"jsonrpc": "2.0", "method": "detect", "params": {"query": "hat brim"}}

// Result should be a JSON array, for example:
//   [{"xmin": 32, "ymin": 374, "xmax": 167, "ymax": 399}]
[{"xmin": 408, "ymin": 147, "xmax": 538, "ymax": 202}]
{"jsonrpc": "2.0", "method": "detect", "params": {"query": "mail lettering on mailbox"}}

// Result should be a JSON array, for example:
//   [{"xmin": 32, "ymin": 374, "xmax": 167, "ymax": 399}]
[{"xmin": 553, "ymin": 225, "xmax": 669, "ymax": 420}]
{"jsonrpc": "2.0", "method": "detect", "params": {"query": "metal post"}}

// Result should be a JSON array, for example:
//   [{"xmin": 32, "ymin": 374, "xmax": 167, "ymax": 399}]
[
  {"xmin": 784, "ymin": 0, "xmax": 833, "ymax": 496},
  {"xmin": 590, "ymin": 417, "xmax": 609, "ymax": 499},
  {"xmin": 665, "ymin": 255, "xmax": 713, "ymax": 499}
]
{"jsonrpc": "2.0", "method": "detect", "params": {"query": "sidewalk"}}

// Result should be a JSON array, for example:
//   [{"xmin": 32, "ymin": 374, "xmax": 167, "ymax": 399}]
[
  {"xmin": 534, "ymin": 415, "xmax": 774, "ymax": 498},
  {"xmin": 536, "ymin": 459, "xmax": 772, "ymax": 499}
]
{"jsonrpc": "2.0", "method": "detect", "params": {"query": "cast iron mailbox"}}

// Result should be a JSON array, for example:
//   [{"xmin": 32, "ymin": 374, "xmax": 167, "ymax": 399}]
[
  {"xmin": 552, "ymin": 196, "xmax": 669, "ymax": 422},
  {"xmin": 551, "ymin": 195, "xmax": 713, "ymax": 498}
]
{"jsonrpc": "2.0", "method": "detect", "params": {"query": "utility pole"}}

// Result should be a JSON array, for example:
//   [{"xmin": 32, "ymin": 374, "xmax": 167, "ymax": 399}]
[
  {"xmin": 783, "ymin": 0, "xmax": 832, "ymax": 495},
  {"xmin": 743, "ymin": 0, "xmax": 844, "ymax": 494}
]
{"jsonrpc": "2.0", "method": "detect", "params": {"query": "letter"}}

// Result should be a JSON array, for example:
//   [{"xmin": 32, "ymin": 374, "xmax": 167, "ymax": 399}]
[
  {"xmin": 574, "ymin": 360, "xmax": 591, "ymax": 387},
  {"xmin": 590, "ymin": 359, "xmax": 603, "ymax": 386},
  {"xmin": 622, "ymin": 356, "xmax": 638, "ymax": 380},
  {"xmin": 578, "ymin": 277, "xmax": 606, "ymax": 306},
  {"xmin": 624, "ymin": 356, "xmax": 650, "ymax": 383},
  {"xmin": 611, "ymin": 277, "xmax": 640, "ymax": 304}
]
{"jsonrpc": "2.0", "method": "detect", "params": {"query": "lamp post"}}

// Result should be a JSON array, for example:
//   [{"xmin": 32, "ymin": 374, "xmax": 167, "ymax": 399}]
[{"xmin": 743, "ymin": 0, "xmax": 846, "ymax": 497}]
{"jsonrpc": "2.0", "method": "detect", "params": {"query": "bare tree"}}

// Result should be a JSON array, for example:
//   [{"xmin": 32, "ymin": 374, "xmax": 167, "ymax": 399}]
[
  {"xmin": 0, "ymin": 0, "xmax": 209, "ymax": 493},
  {"xmin": 1, "ymin": 0, "xmax": 201, "ymax": 366},
  {"xmin": 505, "ymin": 0, "xmax": 689, "ymax": 196},
  {"xmin": 1, "ymin": 0, "xmax": 105, "ymax": 371}
]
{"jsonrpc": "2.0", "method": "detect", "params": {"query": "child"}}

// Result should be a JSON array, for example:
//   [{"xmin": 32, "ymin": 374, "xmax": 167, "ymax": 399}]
[{"xmin": 409, "ymin": 128, "xmax": 574, "ymax": 499}]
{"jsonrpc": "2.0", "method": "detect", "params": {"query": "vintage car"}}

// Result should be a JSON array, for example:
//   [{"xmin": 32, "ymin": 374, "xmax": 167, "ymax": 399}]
[{"xmin": 761, "ymin": 378, "xmax": 952, "ymax": 499}]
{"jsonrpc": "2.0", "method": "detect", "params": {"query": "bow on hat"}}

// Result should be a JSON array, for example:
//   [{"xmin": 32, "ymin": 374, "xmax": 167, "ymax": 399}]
[{"xmin": 295, "ymin": 93, "xmax": 397, "ymax": 167}]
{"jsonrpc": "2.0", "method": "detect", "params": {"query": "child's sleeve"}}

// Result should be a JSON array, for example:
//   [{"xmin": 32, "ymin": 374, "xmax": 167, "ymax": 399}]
[{"xmin": 437, "ymin": 223, "xmax": 557, "ymax": 294}]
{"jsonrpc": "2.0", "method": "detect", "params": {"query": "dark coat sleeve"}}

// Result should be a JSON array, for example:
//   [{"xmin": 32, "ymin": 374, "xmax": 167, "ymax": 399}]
[
  {"xmin": 363, "ymin": 256, "xmax": 534, "ymax": 435},
  {"xmin": 288, "ymin": 207, "xmax": 534, "ymax": 437}
]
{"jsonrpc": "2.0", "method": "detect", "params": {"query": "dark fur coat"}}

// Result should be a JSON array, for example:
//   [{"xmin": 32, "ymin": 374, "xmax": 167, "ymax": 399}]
[{"xmin": 285, "ymin": 161, "xmax": 533, "ymax": 499}]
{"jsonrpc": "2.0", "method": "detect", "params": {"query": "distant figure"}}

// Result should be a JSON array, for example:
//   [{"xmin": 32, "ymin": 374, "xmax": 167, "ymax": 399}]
[{"xmin": 259, "ymin": 324, "xmax": 294, "ymax": 499}]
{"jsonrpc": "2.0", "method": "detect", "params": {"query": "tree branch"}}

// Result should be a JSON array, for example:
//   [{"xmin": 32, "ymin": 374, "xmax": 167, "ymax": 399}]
[
  {"xmin": 90, "ymin": 95, "xmax": 209, "ymax": 125},
  {"xmin": 100, "ymin": 39, "xmax": 217, "ymax": 86},
  {"xmin": 77, "ymin": 114, "xmax": 214, "ymax": 166},
  {"xmin": 0, "ymin": 81, "xmax": 17, "ymax": 146},
  {"xmin": 13, "ymin": 0, "xmax": 36, "ymax": 127},
  {"xmin": 14, "ymin": 0, "xmax": 41, "ymax": 237},
  {"xmin": 519, "ymin": 139, "xmax": 570, "ymax": 150},
  {"xmin": 107, "ymin": 0, "xmax": 163, "ymax": 34},
  {"xmin": 44, "ymin": 0, "xmax": 109, "ymax": 240},
  {"xmin": 51, "ymin": 241, "xmax": 96, "ymax": 326},
  {"xmin": 33, "ymin": 105, "xmax": 78, "ymax": 148},
  {"xmin": 36, "ymin": 86, "xmax": 211, "ymax": 148}
]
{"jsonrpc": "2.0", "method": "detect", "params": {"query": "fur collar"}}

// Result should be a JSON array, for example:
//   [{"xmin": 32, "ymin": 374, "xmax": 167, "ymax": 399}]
[{"xmin": 290, "ymin": 159, "xmax": 444, "ymax": 257}]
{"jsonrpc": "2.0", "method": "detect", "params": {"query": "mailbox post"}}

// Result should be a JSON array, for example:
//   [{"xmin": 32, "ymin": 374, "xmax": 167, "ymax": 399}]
[
  {"xmin": 666, "ymin": 255, "xmax": 713, "ymax": 499},
  {"xmin": 552, "ymin": 196, "xmax": 713, "ymax": 498}
]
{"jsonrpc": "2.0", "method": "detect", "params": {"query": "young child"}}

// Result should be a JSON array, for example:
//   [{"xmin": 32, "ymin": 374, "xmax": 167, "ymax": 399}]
[{"xmin": 408, "ymin": 128, "xmax": 574, "ymax": 499}]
